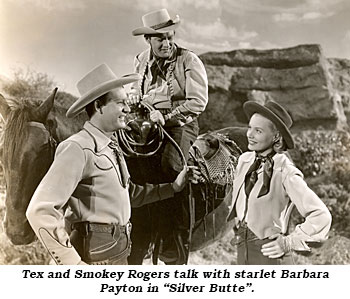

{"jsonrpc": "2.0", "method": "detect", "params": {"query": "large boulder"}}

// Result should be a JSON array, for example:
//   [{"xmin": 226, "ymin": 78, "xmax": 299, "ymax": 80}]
[
  {"xmin": 327, "ymin": 58, "xmax": 350, "ymax": 127},
  {"xmin": 199, "ymin": 44, "xmax": 349, "ymax": 133}
]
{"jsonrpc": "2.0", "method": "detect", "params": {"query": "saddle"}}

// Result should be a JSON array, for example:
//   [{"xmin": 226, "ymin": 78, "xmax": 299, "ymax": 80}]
[
  {"xmin": 151, "ymin": 132, "xmax": 242, "ymax": 264},
  {"xmin": 121, "ymin": 113, "xmax": 242, "ymax": 265}
]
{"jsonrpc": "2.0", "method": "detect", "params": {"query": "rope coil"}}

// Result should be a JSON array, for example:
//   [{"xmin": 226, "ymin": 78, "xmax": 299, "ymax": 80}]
[{"xmin": 118, "ymin": 101, "xmax": 187, "ymax": 168}]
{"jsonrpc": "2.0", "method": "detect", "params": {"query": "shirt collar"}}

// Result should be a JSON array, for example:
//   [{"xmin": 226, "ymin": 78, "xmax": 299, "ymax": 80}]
[
  {"xmin": 241, "ymin": 151, "xmax": 284, "ymax": 166},
  {"xmin": 83, "ymin": 121, "xmax": 113, "ymax": 152}
]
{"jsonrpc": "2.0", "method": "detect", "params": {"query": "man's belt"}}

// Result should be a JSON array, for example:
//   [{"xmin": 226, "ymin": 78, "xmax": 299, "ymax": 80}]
[{"xmin": 72, "ymin": 222, "xmax": 131, "ymax": 236}]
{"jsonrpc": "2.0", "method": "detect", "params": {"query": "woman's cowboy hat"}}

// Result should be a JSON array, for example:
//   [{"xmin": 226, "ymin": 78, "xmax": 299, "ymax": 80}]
[
  {"xmin": 243, "ymin": 100, "xmax": 295, "ymax": 149},
  {"xmin": 66, "ymin": 64, "xmax": 141, "ymax": 118},
  {"xmin": 132, "ymin": 8, "xmax": 180, "ymax": 36}
]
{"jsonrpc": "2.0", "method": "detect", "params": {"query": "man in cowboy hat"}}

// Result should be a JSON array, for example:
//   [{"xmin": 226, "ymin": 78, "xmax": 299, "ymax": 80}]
[
  {"xmin": 26, "ymin": 64, "xmax": 197, "ymax": 265},
  {"xmin": 227, "ymin": 100, "xmax": 332, "ymax": 265},
  {"xmin": 128, "ymin": 8, "xmax": 208, "ymax": 264},
  {"xmin": 129, "ymin": 8, "xmax": 208, "ymax": 181}
]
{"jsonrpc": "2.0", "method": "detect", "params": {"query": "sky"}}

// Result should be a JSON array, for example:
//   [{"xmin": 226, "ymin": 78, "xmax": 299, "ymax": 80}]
[{"xmin": 1, "ymin": 0, "xmax": 350, "ymax": 96}]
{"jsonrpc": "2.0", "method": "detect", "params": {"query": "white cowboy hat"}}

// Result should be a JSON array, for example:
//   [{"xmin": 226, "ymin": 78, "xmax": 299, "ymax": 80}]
[
  {"xmin": 66, "ymin": 64, "xmax": 141, "ymax": 118},
  {"xmin": 132, "ymin": 8, "xmax": 180, "ymax": 36}
]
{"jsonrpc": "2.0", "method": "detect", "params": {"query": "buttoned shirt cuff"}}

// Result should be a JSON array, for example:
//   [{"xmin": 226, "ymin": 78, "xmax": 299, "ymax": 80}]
[
  {"xmin": 287, "ymin": 225, "xmax": 319, "ymax": 252},
  {"xmin": 39, "ymin": 228, "xmax": 82, "ymax": 265},
  {"xmin": 164, "ymin": 108, "xmax": 195, "ymax": 126}
]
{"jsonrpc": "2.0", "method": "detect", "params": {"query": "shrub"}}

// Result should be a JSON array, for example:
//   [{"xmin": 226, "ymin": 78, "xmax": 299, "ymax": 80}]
[
  {"xmin": 2, "ymin": 67, "xmax": 56, "ymax": 102},
  {"xmin": 289, "ymin": 130, "xmax": 350, "ymax": 238}
]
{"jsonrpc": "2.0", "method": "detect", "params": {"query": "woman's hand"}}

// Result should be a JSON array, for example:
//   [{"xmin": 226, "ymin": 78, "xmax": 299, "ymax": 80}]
[{"xmin": 261, "ymin": 234, "xmax": 291, "ymax": 259}]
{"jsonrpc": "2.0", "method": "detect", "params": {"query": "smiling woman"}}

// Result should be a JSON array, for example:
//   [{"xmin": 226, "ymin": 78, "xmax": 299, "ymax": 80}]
[{"xmin": 227, "ymin": 100, "xmax": 332, "ymax": 265}]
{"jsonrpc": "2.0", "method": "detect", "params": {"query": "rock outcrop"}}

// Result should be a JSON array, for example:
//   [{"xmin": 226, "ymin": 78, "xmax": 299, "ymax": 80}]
[
  {"xmin": 327, "ymin": 58, "xmax": 350, "ymax": 126},
  {"xmin": 199, "ymin": 44, "xmax": 349, "ymax": 133}
]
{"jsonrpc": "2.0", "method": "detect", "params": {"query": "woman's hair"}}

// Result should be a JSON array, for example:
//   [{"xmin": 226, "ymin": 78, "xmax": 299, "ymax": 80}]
[
  {"xmin": 273, "ymin": 135, "xmax": 288, "ymax": 153},
  {"xmin": 269, "ymin": 121, "xmax": 288, "ymax": 153}
]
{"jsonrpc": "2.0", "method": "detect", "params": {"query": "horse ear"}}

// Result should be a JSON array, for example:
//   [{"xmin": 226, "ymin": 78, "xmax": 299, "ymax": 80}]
[
  {"xmin": 33, "ymin": 87, "xmax": 58, "ymax": 122},
  {"xmin": 0, "ymin": 93, "xmax": 11, "ymax": 121}
]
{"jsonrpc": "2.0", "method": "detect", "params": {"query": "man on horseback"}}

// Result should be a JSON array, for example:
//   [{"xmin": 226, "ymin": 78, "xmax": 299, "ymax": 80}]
[
  {"xmin": 26, "ymin": 64, "xmax": 196, "ymax": 265},
  {"xmin": 129, "ymin": 8, "xmax": 208, "ymax": 181},
  {"xmin": 128, "ymin": 8, "xmax": 208, "ymax": 264}
]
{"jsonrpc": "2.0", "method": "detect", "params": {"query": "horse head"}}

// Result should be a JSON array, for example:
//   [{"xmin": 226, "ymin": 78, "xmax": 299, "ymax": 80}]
[
  {"xmin": 0, "ymin": 89, "xmax": 58, "ymax": 244},
  {"xmin": 0, "ymin": 89, "xmax": 86, "ymax": 245}
]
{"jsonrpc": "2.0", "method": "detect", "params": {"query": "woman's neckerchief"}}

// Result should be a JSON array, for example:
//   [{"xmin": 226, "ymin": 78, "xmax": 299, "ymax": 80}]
[{"xmin": 244, "ymin": 150, "xmax": 276, "ymax": 198}]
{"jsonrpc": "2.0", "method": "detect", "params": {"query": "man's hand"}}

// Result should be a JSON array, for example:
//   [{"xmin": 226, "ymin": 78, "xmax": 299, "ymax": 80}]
[
  {"xmin": 261, "ymin": 234, "xmax": 291, "ymax": 259},
  {"xmin": 172, "ymin": 166, "xmax": 202, "ymax": 193},
  {"xmin": 150, "ymin": 110, "xmax": 165, "ymax": 126},
  {"xmin": 128, "ymin": 90, "xmax": 141, "ymax": 105}
]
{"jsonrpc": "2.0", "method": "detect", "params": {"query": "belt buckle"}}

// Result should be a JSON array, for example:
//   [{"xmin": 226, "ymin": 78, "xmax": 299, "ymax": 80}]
[{"xmin": 126, "ymin": 222, "xmax": 132, "ymax": 235}]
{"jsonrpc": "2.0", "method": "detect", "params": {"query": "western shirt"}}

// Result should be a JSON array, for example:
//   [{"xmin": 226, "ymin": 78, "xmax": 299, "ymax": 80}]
[
  {"xmin": 228, "ymin": 151, "xmax": 332, "ymax": 251},
  {"xmin": 131, "ymin": 45, "xmax": 208, "ymax": 123},
  {"xmin": 26, "ymin": 121, "xmax": 174, "ymax": 264}
]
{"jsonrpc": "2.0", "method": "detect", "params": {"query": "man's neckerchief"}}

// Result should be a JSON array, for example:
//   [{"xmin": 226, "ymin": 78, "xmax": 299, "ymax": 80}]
[{"xmin": 149, "ymin": 45, "xmax": 177, "ymax": 85}]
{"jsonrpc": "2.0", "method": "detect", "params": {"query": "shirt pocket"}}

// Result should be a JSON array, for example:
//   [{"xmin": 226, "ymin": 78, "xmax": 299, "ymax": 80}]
[{"xmin": 94, "ymin": 155, "xmax": 113, "ymax": 171}]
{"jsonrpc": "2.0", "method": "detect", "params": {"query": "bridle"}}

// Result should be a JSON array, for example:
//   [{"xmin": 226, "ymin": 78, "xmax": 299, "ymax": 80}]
[{"xmin": 27, "ymin": 121, "xmax": 57, "ymax": 159}]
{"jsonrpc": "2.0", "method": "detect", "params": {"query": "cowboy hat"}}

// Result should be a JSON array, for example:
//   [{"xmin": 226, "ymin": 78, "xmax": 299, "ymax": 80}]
[
  {"xmin": 243, "ymin": 100, "xmax": 294, "ymax": 149},
  {"xmin": 132, "ymin": 8, "xmax": 180, "ymax": 36},
  {"xmin": 66, "ymin": 64, "xmax": 141, "ymax": 118}
]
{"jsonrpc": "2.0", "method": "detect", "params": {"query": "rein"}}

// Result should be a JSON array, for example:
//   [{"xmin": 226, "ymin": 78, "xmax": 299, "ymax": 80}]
[{"xmin": 28, "ymin": 121, "xmax": 57, "ymax": 158}]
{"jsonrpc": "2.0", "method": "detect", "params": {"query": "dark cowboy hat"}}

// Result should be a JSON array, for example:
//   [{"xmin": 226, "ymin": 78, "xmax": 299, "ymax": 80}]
[
  {"xmin": 132, "ymin": 8, "xmax": 180, "ymax": 36},
  {"xmin": 243, "ymin": 100, "xmax": 294, "ymax": 149}
]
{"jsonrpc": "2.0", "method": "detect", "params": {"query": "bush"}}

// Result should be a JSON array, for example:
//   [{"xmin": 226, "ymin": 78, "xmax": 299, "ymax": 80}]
[
  {"xmin": 289, "ymin": 130, "xmax": 350, "ymax": 238},
  {"xmin": 2, "ymin": 67, "xmax": 56, "ymax": 102}
]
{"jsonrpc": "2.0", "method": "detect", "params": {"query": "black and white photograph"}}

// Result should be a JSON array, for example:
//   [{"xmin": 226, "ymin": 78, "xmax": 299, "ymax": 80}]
[{"xmin": 0, "ymin": 0, "xmax": 349, "ymax": 296}]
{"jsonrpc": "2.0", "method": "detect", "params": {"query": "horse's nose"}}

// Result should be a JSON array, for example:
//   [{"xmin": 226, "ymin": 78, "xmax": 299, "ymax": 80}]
[{"xmin": 3, "ymin": 214, "xmax": 36, "ymax": 245}]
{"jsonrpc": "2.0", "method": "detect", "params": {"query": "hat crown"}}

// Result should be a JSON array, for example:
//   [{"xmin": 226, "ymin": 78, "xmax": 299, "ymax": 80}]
[
  {"xmin": 243, "ymin": 100, "xmax": 294, "ymax": 149},
  {"xmin": 264, "ymin": 101, "xmax": 292, "ymax": 128},
  {"xmin": 77, "ymin": 64, "xmax": 117, "ymax": 96},
  {"xmin": 142, "ymin": 8, "xmax": 172, "ymax": 28}
]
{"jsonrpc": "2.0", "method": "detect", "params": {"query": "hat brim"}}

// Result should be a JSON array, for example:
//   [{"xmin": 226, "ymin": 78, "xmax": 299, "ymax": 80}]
[
  {"xmin": 243, "ymin": 101, "xmax": 294, "ymax": 149},
  {"xmin": 66, "ymin": 74, "xmax": 141, "ymax": 118},
  {"xmin": 132, "ymin": 21, "xmax": 180, "ymax": 36}
]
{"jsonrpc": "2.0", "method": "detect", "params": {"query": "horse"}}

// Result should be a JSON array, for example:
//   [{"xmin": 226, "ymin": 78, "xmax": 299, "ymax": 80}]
[
  {"xmin": 0, "ymin": 89, "xmax": 87, "ymax": 245},
  {"xmin": 116, "ymin": 105, "xmax": 249, "ymax": 264},
  {"xmin": 0, "ymin": 89, "xmax": 248, "ymax": 263}
]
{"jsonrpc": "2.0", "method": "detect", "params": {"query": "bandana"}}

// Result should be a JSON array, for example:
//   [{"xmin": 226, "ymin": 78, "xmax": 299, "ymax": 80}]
[{"xmin": 244, "ymin": 151, "xmax": 276, "ymax": 198}]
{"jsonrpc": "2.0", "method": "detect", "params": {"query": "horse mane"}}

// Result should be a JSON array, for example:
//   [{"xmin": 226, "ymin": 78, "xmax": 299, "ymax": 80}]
[
  {"xmin": 2, "ymin": 97, "xmax": 86, "ymax": 164},
  {"xmin": 2, "ymin": 98, "xmax": 41, "ymax": 165}
]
